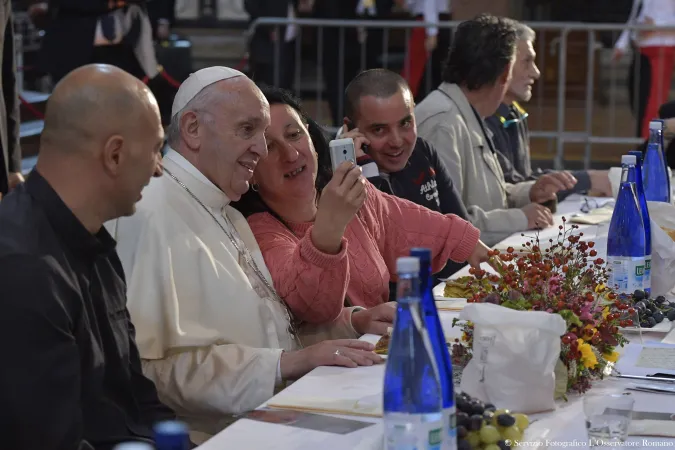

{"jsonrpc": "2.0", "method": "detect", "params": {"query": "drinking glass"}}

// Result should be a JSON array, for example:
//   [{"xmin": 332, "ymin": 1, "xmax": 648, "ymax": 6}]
[{"xmin": 583, "ymin": 393, "xmax": 634, "ymax": 446}]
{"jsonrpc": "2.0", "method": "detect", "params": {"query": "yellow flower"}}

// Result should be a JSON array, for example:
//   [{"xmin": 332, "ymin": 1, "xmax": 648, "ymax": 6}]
[
  {"xmin": 603, "ymin": 351, "xmax": 620, "ymax": 363},
  {"xmin": 584, "ymin": 324, "xmax": 598, "ymax": 338},
  {"xmin": 596, "ymin": 284, "xmax": 606, "ymax": 293},
  {"xmin": 462, "ymin": 332, "xmax": 469, "ymax": 342},
  {"xmin": 577, "ymin": 339, "xmax": 598, "ymax": 369}
]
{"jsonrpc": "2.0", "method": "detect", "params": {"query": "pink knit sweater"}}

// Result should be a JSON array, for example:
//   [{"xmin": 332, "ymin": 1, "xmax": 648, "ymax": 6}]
[{"xmin": 247, "ymin": 182, "xmax": 480, "ymax": 324}]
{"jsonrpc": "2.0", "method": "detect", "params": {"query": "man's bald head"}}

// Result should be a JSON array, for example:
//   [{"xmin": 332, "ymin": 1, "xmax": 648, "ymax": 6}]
[
  {"xmin": 40, "ymin": 64, "xmax": 160, "ymax": 153},
  {"xmin": 36, "ymin": 64, "xmax": 165, "ymax": 223}
]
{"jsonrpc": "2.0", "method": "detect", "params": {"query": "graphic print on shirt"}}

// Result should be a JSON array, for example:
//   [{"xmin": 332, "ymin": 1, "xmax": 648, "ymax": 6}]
[{"xmin": 419, "ymin": 177, "xmax": 440, "ymax": 209}]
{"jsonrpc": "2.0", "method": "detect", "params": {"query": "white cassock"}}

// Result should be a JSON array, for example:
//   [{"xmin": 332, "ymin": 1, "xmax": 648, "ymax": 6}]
[{"xmin": 105, "ymin": 149, "xmax": 361, "ymax": 434}]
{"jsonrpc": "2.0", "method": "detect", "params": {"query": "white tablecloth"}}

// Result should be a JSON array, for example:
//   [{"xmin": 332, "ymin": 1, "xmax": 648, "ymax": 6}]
[{"xmin": 197, "ymin": 194, "xmax": 675, "ymax": 450}]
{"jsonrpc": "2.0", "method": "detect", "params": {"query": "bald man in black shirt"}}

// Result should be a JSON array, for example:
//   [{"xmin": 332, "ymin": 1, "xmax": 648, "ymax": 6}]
[{"xmin": 0, "ymin": 64, "xmax": 175, "ymax": 450}]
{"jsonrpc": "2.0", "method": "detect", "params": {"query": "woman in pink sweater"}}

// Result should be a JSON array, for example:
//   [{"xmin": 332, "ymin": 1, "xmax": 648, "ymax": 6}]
[{"xmin": 233, "ymin": 86, "xmax": 490, "ymax": 325}]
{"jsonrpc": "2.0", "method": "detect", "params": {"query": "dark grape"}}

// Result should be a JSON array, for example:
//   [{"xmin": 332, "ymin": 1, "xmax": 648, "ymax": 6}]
[
  {"xmin": 458, "ymin": 439, "xmax": 473, "ymax": 450},
  {"xmin": 484, "ymin": 403, "xmax": 496, "ymax": 412},
  {"xmin": 456, "ymin": 411, "xmax": 469, "ymax": 428},
  {"xmin": 640, "ymin": 321, "xmax": 650, "ymax": 328},
  {"xmin": 656, "ymin": 296, "xmax": 666, "ymax": 305},
  {"xmin": 457, "ymin": 425, "xmax": 468, "ymax": 439},
  {"xmin": 498, "ymin": 439, "xmax": 512, "ymax": 450},
  {"xmin": 647, "ymin": 302, "xmax": 658, "ymax": 313},
  {"xmin": 648, "ymin": 317, "xmax": 657, "ymax": 327},
  {"xmin": 457, "ymin": 398, "xmax": 471, "ymax": 413},
  {"xmin": 472, "ymin": 401, "xmax": 486, "ymax": 416},
  {"xmin": 635, "ymin": 301, "xmax": 646, "ymax": 311},
  {"xmin": 496, "ymin": 413, "xmax": 516, "ymax": 427},
  {"xmin": 653, "ymin": 312, "xmax": 664, "ymax": 324},
  {"xmin": 668, "ymin": 309, "xmax": 675, "ymax": 322},
  {"xmin": 644, "ymin": 308, "xmax": 653, "ymax": 317},
  {"xmin": 634, "ymin": 290, "xmax": 646, "ymax": 300},
  {"xmin": 469, "ymin": 414, "xmax": 483, "ymax": 431}
]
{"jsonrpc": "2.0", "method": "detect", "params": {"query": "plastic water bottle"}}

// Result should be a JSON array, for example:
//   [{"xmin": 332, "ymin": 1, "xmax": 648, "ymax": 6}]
[
  {"xmin": 384, "ymin": 257, "xmax": 443, "ymax": 450},
  {"xmin": 628, "ymin": 150, "xmax": 652, "ymax": 295},
  {"xmin": 643, "ymin": 120, "xmax": 671, "ymax": 203},
  {"xmin": 154, "ymin": 420, "xmax": 190, "ymax": 450},
  {"xmin": 607, "ymin": 155, "xmax": 647, "ymax": 295},
  {"xmin": 410, "ymin": 248, "xmax": 457, "ymax": 450}
]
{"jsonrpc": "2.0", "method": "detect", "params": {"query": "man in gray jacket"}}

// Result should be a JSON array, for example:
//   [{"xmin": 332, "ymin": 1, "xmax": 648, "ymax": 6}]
[{"xmin": 415, "ymin": 14, "xmax": 576, "ymax": 246}]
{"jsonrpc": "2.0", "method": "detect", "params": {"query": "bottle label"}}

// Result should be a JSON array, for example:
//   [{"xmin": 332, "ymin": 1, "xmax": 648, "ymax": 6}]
[
  {"xmin": 644, "ymin": 255, "xmax": 652, "ymax": 293},
  {"xmin": 385, "ymin": 412, "xmax": 443, "ymax": 450},
  {"xmin": 607, "ymin": 256, "xmax": 645, "ymax": 294},
  {"xmin": 443, "ymin": 406, "xmax": 458, "ymax": 450}
]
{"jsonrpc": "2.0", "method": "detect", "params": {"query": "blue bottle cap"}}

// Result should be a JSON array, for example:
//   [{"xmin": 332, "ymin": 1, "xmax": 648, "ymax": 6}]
[{"xmin": 410, "ymin": 247, "xmax": 431, "ymax": 262}]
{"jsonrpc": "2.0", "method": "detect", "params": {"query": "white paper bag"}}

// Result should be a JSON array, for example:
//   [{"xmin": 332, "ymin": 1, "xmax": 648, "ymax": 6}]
[
  {"xmin": 647, "ymin": 201, "xmax": 675, "ymax": 296},
  {"xmin": 458, "ymin": 303, "xmax": 567, "ymax": 414}
]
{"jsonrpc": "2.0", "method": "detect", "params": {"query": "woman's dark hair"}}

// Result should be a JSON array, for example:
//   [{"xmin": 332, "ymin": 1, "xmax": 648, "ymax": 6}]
[{"xmin": 231, "ymin": 84, "xmax": 334, "ymax": 219}]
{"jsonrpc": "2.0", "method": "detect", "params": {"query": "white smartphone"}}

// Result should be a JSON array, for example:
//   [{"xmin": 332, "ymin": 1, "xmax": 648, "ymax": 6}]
[{"xmin": 328, "ymin": 138, "xmax": 357, "ymax": 173}]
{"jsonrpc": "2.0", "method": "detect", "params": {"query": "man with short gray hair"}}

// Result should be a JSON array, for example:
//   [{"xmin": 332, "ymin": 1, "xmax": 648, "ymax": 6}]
[{"xmin": 485, "ymin": 21, "xmax": 612, "ymax": 198}]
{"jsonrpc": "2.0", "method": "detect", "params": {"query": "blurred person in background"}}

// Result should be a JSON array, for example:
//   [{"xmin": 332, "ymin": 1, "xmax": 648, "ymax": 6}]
[
  {"xmin": 415, "ymin": 14, "xmax": 576, "ymax": 246},
  {"xmin": 398, "ymin": 0, "xmax": 451, "ymax": 102},
  {"xmin": 0, "ymin": 2, "xmax": 21, "ymax": 200},
  {"xmin": 613, "ymin": 0, "xmax": 675, "ymax": 139},
  {"xmin": 486, "ymin": 20, "xmax": 612, "ymax": 199},
  {"xmin": 245, "ymin": 0, "xmax": 297, "ymax": 91},
  {"xmin": 312, "ymin": 0, "xmax": 397, "ymax": 126},
  {"xmin": 28, "ymin": 0, "xmax": 172, "ymax": 84}
]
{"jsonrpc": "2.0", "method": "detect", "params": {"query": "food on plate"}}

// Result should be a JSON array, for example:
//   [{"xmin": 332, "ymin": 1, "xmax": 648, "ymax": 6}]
[
  {"xmin": 456, "ymin": 392, "xmax": 530, "ymax": 450},
  {"xmin": 618, "ymin": 289, "xmax": 675, "ymax": 329},
  {"xmin": 661, "ymin": 226, "xmax": 675, "ymax": 241},
  {"xmin": 375, "ymin": 333, "xmax": 390, "ymax": 355},
  {"xmin": 444, "ymin": 276, "xmax": 494, "ymax": 299}
]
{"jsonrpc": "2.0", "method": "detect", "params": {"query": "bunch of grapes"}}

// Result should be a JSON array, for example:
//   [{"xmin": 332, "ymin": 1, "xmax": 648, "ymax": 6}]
[
  {"xmin": 617, "ymin": 290, "xmax": 675, "ymax": 328},
  {"xmin": 455, "ymin": 392, "xmax": 530, "ymax": 450}
]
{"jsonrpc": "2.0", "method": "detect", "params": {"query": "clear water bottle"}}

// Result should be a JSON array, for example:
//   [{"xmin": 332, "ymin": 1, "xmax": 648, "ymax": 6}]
[
  {"xmin": 384, "ymin": 256, "xmax": 443, "ymax": 450},
  {"xmin": 643, "ymin": 120, "xmax": 671, "ymax": 203},
  {"xmin": 628, "ymin": 150, "xmax": 652, "ymax": 295},
  {"xmin": 410, "ymin": 248, "xmax": 457, "ymax": 450},
  {"xmin": 154, "ymin": 420, "xmax": 190, "ymax": 450},
  {"xmin": 607, "ymin": 155, "xmax": 647, "ymax": 295}
]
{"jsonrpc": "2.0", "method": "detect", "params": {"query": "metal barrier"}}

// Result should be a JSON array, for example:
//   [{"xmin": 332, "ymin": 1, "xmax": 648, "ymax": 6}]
[{"xmin": 247, "ymin": 18, "xmax": 675, "ymax": 170}]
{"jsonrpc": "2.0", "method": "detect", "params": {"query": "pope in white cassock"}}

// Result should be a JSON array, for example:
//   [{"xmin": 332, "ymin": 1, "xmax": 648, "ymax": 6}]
[{"xmin": 105, "ymin": 66, "xmax": 395, "ymax": 437}]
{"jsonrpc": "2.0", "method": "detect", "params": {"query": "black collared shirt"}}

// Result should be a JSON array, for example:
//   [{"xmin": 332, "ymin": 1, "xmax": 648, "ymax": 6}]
[{"xmin": 0, "ymin": 171, "xmax": 175, "ymax": 450}]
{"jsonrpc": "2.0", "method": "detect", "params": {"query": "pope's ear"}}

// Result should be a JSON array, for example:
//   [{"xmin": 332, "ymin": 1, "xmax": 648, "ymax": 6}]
[
  {"xmin": 180, "ymin": 111, "xmax": 201, "ymax": 149},
  {"xmin": 101, "ymin": 134, "xmax": 125, "ymax": 176}
]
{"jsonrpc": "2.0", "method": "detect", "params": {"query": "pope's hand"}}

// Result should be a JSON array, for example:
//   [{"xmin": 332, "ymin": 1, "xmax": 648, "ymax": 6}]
[
  {"xmin": 351, "ymin": 303, "xmax": 396, "ymax": 336},
  {"xmin": 279, "ymin": 339, "xmax": 384, "ymax": 380},
  {"xmin": 466, "ymin": 240, "xmax": 491, "ymax": 269}
]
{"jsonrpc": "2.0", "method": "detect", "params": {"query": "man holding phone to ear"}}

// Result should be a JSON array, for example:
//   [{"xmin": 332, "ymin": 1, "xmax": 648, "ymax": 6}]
[{"xmin": 337, "ymin": 68, "xmax": 470, "ymax": 284}]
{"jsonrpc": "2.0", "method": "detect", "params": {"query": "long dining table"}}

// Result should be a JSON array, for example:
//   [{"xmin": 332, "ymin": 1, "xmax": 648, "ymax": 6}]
[{"xmin": 197, "ymin": 194, "xmax": 675, "ymax": 450}]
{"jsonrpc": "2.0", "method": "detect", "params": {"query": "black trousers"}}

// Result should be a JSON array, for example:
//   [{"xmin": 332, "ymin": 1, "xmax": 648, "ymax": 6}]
[{"xmin": 628, "ymin": 43, "xmax": 652, "ymax": 138}]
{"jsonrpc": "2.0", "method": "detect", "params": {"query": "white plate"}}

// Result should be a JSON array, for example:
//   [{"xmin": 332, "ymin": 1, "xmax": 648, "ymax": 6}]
[{"xmin": 619, "ymin": 320, "xmax": 673, "ymax": 334}]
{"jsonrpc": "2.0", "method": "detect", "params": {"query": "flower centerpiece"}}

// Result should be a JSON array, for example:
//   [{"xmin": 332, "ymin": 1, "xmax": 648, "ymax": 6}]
[{"xmin": 449, "ymin": 218, "xmax": 629, "ymax": 397}]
